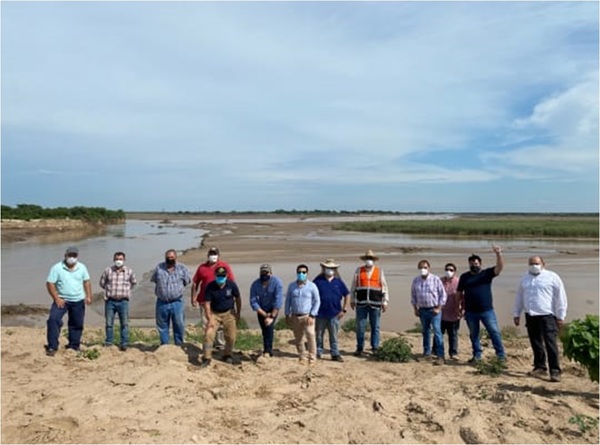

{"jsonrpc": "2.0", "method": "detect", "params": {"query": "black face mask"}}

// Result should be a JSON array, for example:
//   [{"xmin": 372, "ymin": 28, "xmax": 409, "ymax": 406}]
[
  {"xmin": 166, "ymin": 258, "xmax": 176, "ymax": 266},
  {"xmin": 470, "ymin": 265, "xmax": 481, "ymax": 274}
]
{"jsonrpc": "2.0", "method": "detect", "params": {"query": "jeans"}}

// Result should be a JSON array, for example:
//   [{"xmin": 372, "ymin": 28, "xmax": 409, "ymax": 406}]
[
  {"xmin": 46, "ymin": 300, "xmax": 86, "ymax": 351},
  {"xmin": 156, "ymin": 299, "xmax": 185, "ymax": 345},
  {"xmin": 441, "ymin": 320, "xmax": 460, "ymax": 357},
  {"xmin": 419, "ymin": 308, "xmax": 444, "ymax": 357},
  {"xmin": 465, "ymin": 310, "xmax": 506, "ymax": 359},
  {"xmin": 316, "ymin": 316, "xmax": 341, "ymax": 357},
  {"xmin": 105, "ymin": 299, "xmax": 129, "ymax": 347},
  {"xmin": 525, "ymin": 313, "xmax": 561, "ymax": 373},
  {"xmin": 257, "ymin": 313, "xmax": 277, "ymax": 354},
  {"xmin": 355, "ymin": 305, "xmax": 381, "ymax": 351}
]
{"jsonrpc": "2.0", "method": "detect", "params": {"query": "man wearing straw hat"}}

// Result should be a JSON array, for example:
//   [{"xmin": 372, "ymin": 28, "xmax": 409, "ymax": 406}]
[{"xmin": 350, "ymin": 249, "xmax": 389, "ymax": 356}]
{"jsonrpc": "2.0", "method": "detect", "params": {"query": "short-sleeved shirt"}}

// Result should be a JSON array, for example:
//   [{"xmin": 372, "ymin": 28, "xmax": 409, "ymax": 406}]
[
  {"xmin": 47, "ymin": 261, "xmax": 90, "ymax": 302},
  {"xmin": 204, "ymin": 280, "xmax": 241, "ymax": 313},
  {"xmin": 457, "ymin": 267, "xmax": 497, "ymax": 313},
  {"xmin": 313, "ymin": 275, "xmax": 349, "ymax": 319},
  {"xmin": 192, "ymin": 261, "xmax": 236, "ymax": 304},
  {"xmin": 151, "ymin": 262, "xmax": 191, "ymax": 302}
]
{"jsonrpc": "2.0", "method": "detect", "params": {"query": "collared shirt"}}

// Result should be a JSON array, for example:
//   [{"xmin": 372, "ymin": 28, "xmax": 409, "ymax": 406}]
[
  {"xmin": 151, "ymin": 262, "xmax": 191, "ymax": 302},
  {"xmin": 513, "ymin": 269, "xmax": 568, "ymax": 320},
  {"xmin": 314, "ymin": 275, "xmax": 349, "ymax": 319},
  {"xmin": 350, "ymin": 266, "xmax": 390, "ymax": 305},
  {"xmin": 285, "ymin": 280, "xmax": 320, "ymax": 317},
  {"xmin": 99, "ymin": 266, "xmax": 137, "ymax": 300},
  {"xmin": 205, "ymin": 280, "xmax": 241, "ymax": 313},
  {"xmin": 411, "ymin": 274, "xmax": 447, "ymax": 308},
  {"xmin": 192, "ymin": 261, "xmax": 236, "ymax": 303},
  {"xmin": 249, "ymin": 275, "xmax": 284, "ymax": 312},
  {"xmin": 441, "ymin": 276, "xmax": 462, "ymax": 322},
  {"xmin": 47, "ymin": 261, "xmax": 90, "ymax": 302}
]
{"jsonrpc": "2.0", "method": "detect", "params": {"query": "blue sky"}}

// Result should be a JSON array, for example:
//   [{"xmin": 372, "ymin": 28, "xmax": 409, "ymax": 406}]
[{"xmin": 2, "ymin": 1, "xmax": 598, "ymax": 212}]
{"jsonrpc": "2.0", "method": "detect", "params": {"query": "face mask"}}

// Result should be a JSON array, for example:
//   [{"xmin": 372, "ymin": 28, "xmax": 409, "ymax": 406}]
[
  {"xmin": 470, "ymin": 265, "xmax": 481, "ymax": 274},
  {"xmin": 260, "ymin": 274, "xmax": 270, "ymax": 282},
  {"xmin": 445, "ymin": 270, "xmax": 454, "ymax": 278},
  {"xmin": 215, "ymin": 276, "xmax": 226, "ymax": 285},
  {"xmin": 529, "ymin": 264, "xmax": 542, "ymax": 275},
  {"xmin": 66, "ymin": 257, "xmax": 78, "ymax": 266},
  {"xmin": 420, "ymin": 268, "xmax": 429, "ymax": 277},
  {"xmin": 296, "ymin": 272, "xmax": 307, "ymax": 282},
  {"xmin": 208, "ymin": 255, "xmax": 218, "ymax": 263},
  {"xmin": 166, "ymin": 258, "xmax": 176, "ymax": 266},
  {"xmin": 365, "ymin": 259, "xmax": 374, "ymax": 267},
  {"xmin": 114, "ymin": 260, "xmax": 124, "ymax": 268},
  {"xmin": 324, "ymin": 268, "xmax": 335, "ymax": 277}
]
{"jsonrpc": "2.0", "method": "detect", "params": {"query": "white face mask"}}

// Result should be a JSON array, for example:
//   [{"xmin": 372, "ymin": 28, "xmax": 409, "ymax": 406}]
[
  {"xmin": 114, "ymin": 260, "xmax": 124, "ymax": 268},
  {"xmin": 66, "ymin": 257, "xmax": 78, "ymax": 266},
  {"xmin": 420, "ymin": 268, "xmax": 429, "ymax": 277},
  {"xmin": 208, "ymin": 255, "xmax": 218, "ymax": 264},
  {"xmin": 365, "ymin": 259, "xmax": 374, "ymax": 267},
  {"xmin": 529, "ymin": 264, "xmax": 542, "ymax": 275},
  {"xmin": 445, "ymin": 270, "xmax": 455, "ymax": 278},
  {"xmin": 324, "ymin": 268, "xmax": 335, "ymax": 277}
]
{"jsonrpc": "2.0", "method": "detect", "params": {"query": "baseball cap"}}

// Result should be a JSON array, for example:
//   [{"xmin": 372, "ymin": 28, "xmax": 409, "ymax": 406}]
[
  {"xmin": 260, "ymin": 264, "xmax": 272, "ymax": 274},
  {"xmin": 215, "ymin": 266, "xmax": 227, "ymax": 276},
  {"xmin": 208, "ymin": 247, "xmax": 220, "ymax": 255},
  {"xmin": 65, "ymin": 246, "xmax": 79, "ymax": 255}
]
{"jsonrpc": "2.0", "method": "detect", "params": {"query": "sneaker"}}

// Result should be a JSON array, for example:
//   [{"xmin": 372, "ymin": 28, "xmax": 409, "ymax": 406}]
[
  {"xmin": 200, "ymin": 358, "xmax": 212, "ymax": 368},
  {"xmin": 353, "ymin": 349, "xmax": 364, "ymax": 357},
  {"xmin": 46, "ymin": 348, "xmax": 57, "ymax": 357},
  {"xmin": 308, "ymin": 360, "xmax": 316, "ymax": 367},
  {"xmin": 550, "ymin": 371, "xmax": 561, "ymax": 382},
  {"xmin": 222, "ymin": 355, "xmax": 234, "ymax": 365},
  {"xmin": 119, "ymin": 345, "xmax": 128, "ymax": 352},
  {"xmin": 331, "ymin": 355, "xmax": 344, "ymax": 362},
  {"xmin": 433, "ymin": 357, "xmax": 445, "ymax": 366},
  {"xmin": 468, "ymin": 356, "xmax": 481, "ymax": 364},
  {"xmin": 527, "ymin": 368, "xmax": 547, "ymax": 378},
  {"xmin": 449, "ymin": 355, "xmax": 458, "ymax": 361}
]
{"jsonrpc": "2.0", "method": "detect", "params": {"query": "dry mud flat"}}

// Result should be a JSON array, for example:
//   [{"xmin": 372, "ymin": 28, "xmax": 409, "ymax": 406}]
[{"xmin": 1, "ymin": 327, "xmax": 598, "ymax": 444}]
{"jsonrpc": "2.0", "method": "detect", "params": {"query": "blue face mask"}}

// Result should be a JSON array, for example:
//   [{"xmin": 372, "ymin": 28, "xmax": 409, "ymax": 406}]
[
  {"xmin": 215, "ymin": 276, "xmax": 227, "ymax": 285},
  {"xmin": 296, "ymin": 272, "xmax": 307, "ymax": 282}
]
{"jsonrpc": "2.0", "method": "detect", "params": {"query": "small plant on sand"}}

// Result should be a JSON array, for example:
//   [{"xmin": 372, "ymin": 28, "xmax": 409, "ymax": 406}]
[
  {"xmin": 342, "ymin": 317, "xmax": 370, "ymax": 333},
  {"xmin": 274, "ymin": 318, "xmax": 290, "ymax": 331},
  {"xmin": 569, "ymin": 414, "xmax": 599, "ymax": 433},
  {"xmin": 235, "ymin": 331, "xmax": 263, "ymax": 351},
  {"xmin": 405, "ymin": 322, "xmax": 422, "ymax": 334},
  {"xmin": 475, "ymin": 357, "xmax": 507, "ymax": 377},
  {"xmin": 560, "ymin": 314, "xmax": 599, "ymax": 382},
  {"xmin": 374, "ymin": 335, "xmax": 412, "ymax": 363},
  {"xmin": 129, "ymin": 328, "xmax": 160, "ymax": 346},
  {"xmin": 80, "ymin": 348, "xmax": 101, "ymax": 360},
  {"xmin": 236, "ymin": 317, "xmax": 249, "ymax": 330}
]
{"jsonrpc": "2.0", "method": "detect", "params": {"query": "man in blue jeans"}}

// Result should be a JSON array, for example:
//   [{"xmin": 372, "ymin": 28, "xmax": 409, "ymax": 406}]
[
  {"xmin": 350, "ymin": 249, "xmax": 389, "ymax": 356},
  {"xmin": 249, "ymin": 264, "xmax": 284, "ymax": 357},
  {"xmin": 99, "ymin": 251, "xmax": 138, "ymax": 351},
  {"xmin": 45, "ymin": 246, "xmax": 93, "ymax": 356},
  {"xmin": 150, "ymin": 249, "xmax": 191, "ymax": 345},
  {"xmin": 456, "ymin": 245, "xmax": 506, "ymax": 363}
]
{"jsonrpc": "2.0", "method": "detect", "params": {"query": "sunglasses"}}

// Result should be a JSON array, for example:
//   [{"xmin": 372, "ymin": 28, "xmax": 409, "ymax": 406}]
[{"xmin": 297, "ymin": 270, "xmax": 308, "ymax": 274}]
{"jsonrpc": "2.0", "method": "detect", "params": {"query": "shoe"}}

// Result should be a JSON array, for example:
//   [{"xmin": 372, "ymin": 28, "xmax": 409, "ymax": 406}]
[
  {"xmin": 527, "ymin": 368, "xmax": 547, "ymax": 378},
  {"xmin": 298, "ymin": 357, "xmax": 308, "ymax": 365},
  {"xmin": 353, "ymin": 350, "xmax": 364, "ymax": 357},
  {"xmin": 119, "ymin": 345, "xmax": 128, "ymax": 352},
  {"xmin": 331, "ymin": 355, "xmax": 344, "ymax": 362},
  {"xmin": 316, "ymin": 353, "xmax": 322, "ymax": 359},
  {"xmin": 308, "ymin": 360, "xmax": 316, "ymax": 367},
  {"xmin": 371, "ymin": 347, "xmax": 379, "ymax": 353},
  {"xmin": 200, "ymin": 358, "xmax": 212, "ymax": 368},
  {"xmin": 550, "ymin": 371, "xmax": 561, "ymax": 382},
  {"xmin": 468, "ymin": 356, "xmax": 481, "ymax": 364},
  {"xmin": 104, "ymin": 343, "xmax": 114, "ymax": 348},
  {"xmin": 222, "ymin": 355, "xmax": 234, "ymax": 365},
  {"xmin": 449, "ymin": 355, "xmax": 458, "ymax": 361},
  {"xmin": 433, "ymin": 357, "xmax": 445, "ymax": 366},
  {"xmin": 46, "ymin": 348, "xmax": 57, "ymax": 357}
]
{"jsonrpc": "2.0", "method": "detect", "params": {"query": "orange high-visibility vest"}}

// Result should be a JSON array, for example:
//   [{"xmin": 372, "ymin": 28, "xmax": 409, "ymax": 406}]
[{"xmin": 355, "ymin": 266, "xmax": 384, "ymax": 306}]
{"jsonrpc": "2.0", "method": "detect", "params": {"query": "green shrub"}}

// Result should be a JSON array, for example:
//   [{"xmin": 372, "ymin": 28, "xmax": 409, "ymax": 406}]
[
  {"xmin": 560, "ymin": 314, "xmax": 599, "ymax": 382},
  {"xmin": 235, "ymin": 331, "xmax": 263, "ymax": 351},
  {"xmin": 569, "ymin": 414, "xmax": 599, "ymax": 433},
  {"xmin": 374, "ymin": 336, "xmax": 412, "ymax": 363},
  {"xmin": 476, "ymin": 357, "xmax": 507, "ymax": 377},
  {"xmin": 274, "ymin": 318, "xmax": 290, "ymax": 331},
  {"xmin": 342, "ymin": 317, "xmax": 370, "ymax": 333},
  {"xmin": 80, "ymin": 348, "xmax": 101, "ymax": 360},
  {"xmin": 237, "ymin": 317, "xmax": 249, "ymax": 330},
  {"xmin": 405, "ymin": 322, "xmax": 422, "ymax": 333}
]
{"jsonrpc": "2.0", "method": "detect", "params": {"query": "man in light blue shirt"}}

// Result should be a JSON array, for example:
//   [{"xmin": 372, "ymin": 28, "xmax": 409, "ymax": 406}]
[
  {"xmin": 285, "ymin": 264, "xmax": 320, "ymax": 366},
  {"xmin": 45, "ymin": 246, "xmax": 93, "ymax": 356}
]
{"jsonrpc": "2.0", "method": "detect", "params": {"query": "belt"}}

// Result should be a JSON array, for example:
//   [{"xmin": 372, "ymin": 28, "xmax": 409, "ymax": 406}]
[
  {"xmin": 419, "ymin": 306, "xmax": 435, "ymax": 310},
  {"xmin": 293, "ymin": 313, "xmax": 308, "ymax": 316}
]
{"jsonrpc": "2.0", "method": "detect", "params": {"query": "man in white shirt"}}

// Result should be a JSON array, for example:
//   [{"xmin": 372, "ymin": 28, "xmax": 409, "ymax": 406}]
[{"xmin": 513, "ymin": 255, "xmax": 568, "ymax": 382}]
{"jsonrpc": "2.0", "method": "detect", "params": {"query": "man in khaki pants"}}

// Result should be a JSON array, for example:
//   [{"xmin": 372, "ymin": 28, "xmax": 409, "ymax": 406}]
[
  {"xmin": 200, "ymin": 266, "xmax": 241, "ymax": 367},
  {"xmin": 285, "ymin": 264, "xmax": 321, "ymax": 366}
]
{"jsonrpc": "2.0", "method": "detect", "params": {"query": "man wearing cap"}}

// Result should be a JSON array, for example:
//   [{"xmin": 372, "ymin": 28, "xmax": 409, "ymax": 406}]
[
  {"xmin": 350, "ymin": 249, "xmax": 389, "ymax": 356},
  {"xmin": 201, "ymin": 266, "xmax": 242, "ymax": 367},
  {"xmin": 313, "ymin": 258, "xmax": 350, "ymax": 362},
  {"xmin": 249, "ymin": 264, "xmax": 284, "ymax": 357},
  {"xmin": 285, "ymin": 264, "xmax": 321, "ymax": 366},
  {"xmin": 191, "ymin": 247, "xmax": 235, "ymax": 348},
  {"xmin": 150, "ymin": 249, "xmax": 191, "ymax": 346},
  {"xmin": 45, "ymin": 246, "xmax": 93, "ymax": 356}
]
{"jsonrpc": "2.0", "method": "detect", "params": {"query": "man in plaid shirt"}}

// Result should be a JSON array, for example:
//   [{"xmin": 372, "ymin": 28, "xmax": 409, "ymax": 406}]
[{"xmin": 99, "ymin": 251, "xmax": 137, "ymax": 351}]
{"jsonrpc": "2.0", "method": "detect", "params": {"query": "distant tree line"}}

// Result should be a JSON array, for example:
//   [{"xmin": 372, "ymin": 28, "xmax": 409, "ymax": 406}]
[{"xmin": 1, "ymin": 204, "xmax": 126, "ymax": 223}]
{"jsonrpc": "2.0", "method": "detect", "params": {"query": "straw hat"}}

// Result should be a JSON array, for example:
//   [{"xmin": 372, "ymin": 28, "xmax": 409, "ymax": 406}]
[
  {"xmin": 320, "ymin": 258, "xmax": 339, "ymax": 268},
  {"xmin": 359, "ymin": 249, "xmax": 379, "ymax": 261}
]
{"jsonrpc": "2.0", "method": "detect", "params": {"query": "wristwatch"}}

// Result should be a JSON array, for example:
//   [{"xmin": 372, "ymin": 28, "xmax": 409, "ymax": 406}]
[{"xmin": 343, "ymin": 309, "xmax": 348, "ymax": 313}]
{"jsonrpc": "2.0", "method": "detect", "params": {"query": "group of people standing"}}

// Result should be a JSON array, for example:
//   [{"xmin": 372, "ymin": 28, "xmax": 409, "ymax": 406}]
[{"xmin": 44, "ymin": 243, "xmax": 568, "ymax": 382}]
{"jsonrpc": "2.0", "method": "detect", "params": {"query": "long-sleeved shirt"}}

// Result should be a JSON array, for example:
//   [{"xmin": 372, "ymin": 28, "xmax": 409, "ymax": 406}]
[
  {"xmin": 441, "ymin": 276, "xmax": 463, "ymax": 322},
  {"xmin": 350, "ymin": 266, "xmax": 390, "ymax": 305},
  {"xmin": 411, "ymin": 274, "xmax": 447, "ymax": 309},
  {"xmin": 99, "ymin": 266, "xmax": 137, "ymax": 300},
  {"xmin": 151, "ymin": 262, "xmax": 191, "ymax": 302},
  {"xmin": 513, "ymin": 269, "xmax": 568, "ymax": 320},
  {"xmin": 249, "ymin": 276, "xmax": 284, "ymax": 312},
  {"xmin": 285, "ymin": 280, "xmax": 320, "ymax": 317}
]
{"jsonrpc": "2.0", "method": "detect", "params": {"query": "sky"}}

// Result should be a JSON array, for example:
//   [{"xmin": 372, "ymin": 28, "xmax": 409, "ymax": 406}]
[{"xmin": 1, "ymin": 1, "xmax": 598, "ymax": 213}]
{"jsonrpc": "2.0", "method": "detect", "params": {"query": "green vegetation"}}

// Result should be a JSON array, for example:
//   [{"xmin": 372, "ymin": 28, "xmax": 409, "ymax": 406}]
[
  {"xmin": 405, "ymin": 322, "xmax": 422, "ymax": 334},
  {"xmin": 234, "ymin": 331, "xmax": 264, "ymax": 350},
  {"xmin": 475, "ymin": 357, "xmax": 508, "ymax": 377},
  {"xmin": 560, "ymin": 314, "xmax": 599, "ymax": 382},
  {"xmin": 341, "ymin": 317, "xmax": 370, "ymax": 333},
  {"xmin": 374, "ymin": 336, "xmax": 413, "ymax": 363},
  {"xmin": 79, "ymin": 348, "xmax": 101, "ymax": 360},
  {"xmin": 569, "ymin": 414, "xmax": 599, "ymax": 433},
  {"xmin": 237, "ymin": 317, "xmax": 249, "ymax": 330},
  {"xmin": 274, "ymin": 318, "xmax": 291, "ymax": 331},
  {"xmin": 333, "ymin": 215, "xmax": 599, "ymax": 239},
  {"xmin": 1, "ymin": 204, "xmax": 125, "ymax": 223}
]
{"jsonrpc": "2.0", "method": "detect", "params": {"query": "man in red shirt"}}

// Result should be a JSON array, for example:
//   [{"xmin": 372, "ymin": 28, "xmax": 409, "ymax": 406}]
[{"xmin": 191, "ymin": 247, "xmax": 236, "ymax": 348}]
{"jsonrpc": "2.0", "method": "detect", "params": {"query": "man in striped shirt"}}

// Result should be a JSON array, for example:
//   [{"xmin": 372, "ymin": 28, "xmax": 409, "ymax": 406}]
[{"xmin": 99, "ymin": 251, "xmax": 137, "ymax": 351}]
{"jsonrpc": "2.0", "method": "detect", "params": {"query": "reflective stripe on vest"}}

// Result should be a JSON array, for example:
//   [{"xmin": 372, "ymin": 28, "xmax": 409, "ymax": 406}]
[{"xmin": 355, "ymin": 266, "xmax": 384, "ymax": 306}]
